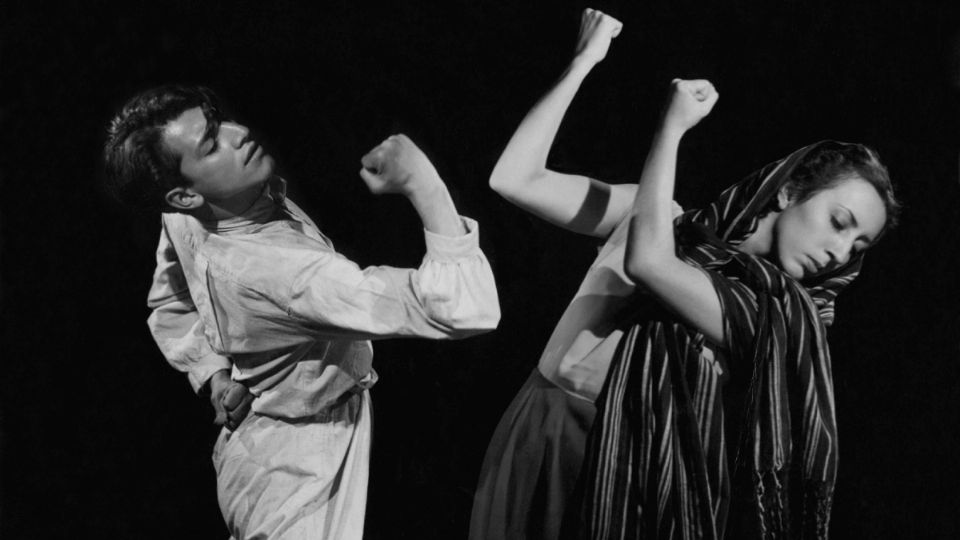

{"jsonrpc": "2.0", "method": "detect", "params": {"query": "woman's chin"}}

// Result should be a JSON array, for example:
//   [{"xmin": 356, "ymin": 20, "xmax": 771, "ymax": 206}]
[{"xmin": 780, "ymin": 259, "xmax": 805, "ymax": 280}]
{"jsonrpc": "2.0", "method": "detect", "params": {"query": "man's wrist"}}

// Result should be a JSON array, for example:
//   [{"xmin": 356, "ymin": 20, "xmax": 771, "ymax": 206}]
[
  {"xmin": 198, "ymin": 377, "xmax": 214, "ymax": 399},
  {"xmin": 403, "ymin": 171, "xmax": 444, "ymax": 201},
  {"xmin": 199, "ymin": 369, "xmax": 230, "ymax": 399}
]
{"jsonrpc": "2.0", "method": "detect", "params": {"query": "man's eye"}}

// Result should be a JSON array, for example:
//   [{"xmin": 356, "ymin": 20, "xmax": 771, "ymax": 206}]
[
  {"xmin": 830, "ymin": 217, "xmax": 843, "ymax": 230},
  {"xmin": 207, "ymin": 141, "xmax": 218, "ymax": 156}
]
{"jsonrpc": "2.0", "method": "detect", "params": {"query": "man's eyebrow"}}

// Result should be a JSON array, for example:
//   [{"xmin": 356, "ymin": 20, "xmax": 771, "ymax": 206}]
[{"xmin": 197, "ymin": 115, "xmax": 221, "ymax": 156}]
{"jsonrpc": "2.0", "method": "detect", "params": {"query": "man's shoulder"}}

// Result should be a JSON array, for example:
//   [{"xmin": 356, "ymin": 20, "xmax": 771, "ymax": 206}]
[{"xmin": 199, "ymin": 225, "xmax": 342, "ymax": 292}]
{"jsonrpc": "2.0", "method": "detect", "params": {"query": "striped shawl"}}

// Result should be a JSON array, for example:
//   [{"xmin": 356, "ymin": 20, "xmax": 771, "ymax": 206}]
[{"xmin": 576, "ymin": 141, "xmax": 865, "ymax": 540}]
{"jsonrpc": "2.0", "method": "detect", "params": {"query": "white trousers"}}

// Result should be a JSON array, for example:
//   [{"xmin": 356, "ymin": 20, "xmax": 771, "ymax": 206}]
[{"xmin": 213, "ymin": 390, "xmax": 372, "ymax": 540}]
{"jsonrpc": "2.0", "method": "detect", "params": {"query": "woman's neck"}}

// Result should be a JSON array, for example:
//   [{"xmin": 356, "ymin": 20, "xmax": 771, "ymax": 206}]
[{"xmin": 737, "ymin": 211, "xmax": 779, "ymax": 258}]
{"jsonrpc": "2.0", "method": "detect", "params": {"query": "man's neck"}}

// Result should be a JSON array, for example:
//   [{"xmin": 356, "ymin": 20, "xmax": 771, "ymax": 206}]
[{"xmin": 203, "ymin": 184, "xmax": 269, "ymax": 221}]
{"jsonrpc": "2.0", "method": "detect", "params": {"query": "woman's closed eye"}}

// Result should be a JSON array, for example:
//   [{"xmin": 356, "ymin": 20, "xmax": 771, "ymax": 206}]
[{"xmin": 830, "ymin": 215, "xmax": 848, "ymax": 231}]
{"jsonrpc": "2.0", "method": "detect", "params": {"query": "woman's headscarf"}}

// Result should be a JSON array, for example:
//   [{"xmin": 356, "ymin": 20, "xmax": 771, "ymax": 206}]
[
  {"xmin": 575, "ymin": 141, "xmax": 866, "ymax": 540},
  {"xmin": 682, "ymin": 140, "xmax": 866, "ymax": 325}
]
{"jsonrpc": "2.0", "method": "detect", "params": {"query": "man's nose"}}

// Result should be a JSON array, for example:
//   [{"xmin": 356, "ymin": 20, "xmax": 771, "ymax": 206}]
[{"xmin": 224, "ymin": 122, "xmax": 250, "ymax": 147}]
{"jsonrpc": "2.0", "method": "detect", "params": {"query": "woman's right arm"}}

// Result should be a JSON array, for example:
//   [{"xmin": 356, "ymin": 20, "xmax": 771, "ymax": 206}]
[
  {"xmin": 623, "ymin": 79, "xmax": 726, "ymax": 345},
  {"xmin": 490, "ymin": 8, "xmax": 635, "ymax": 238}
]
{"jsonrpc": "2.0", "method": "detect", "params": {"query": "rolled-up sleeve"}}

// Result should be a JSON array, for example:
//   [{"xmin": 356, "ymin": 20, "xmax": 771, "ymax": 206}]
[
  {"xmin": 271, "ymin": 217, "xmax": 500, "ymax": 342},
  {"xmin": 413, "ymin": 218, "xmax": 501, "ymax": 331},
  {"xmin": 147, "ymin": 226, "xmax": 231, "ymax": 393}
]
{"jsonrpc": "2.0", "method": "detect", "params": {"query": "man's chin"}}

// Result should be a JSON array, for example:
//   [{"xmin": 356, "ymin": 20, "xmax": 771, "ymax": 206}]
[
  {"xmin": 254, "ymin": 166, "xmax": 276, "ymax": 188},
  {"xmin": 262, "ymin": 155, "xmax": 276, "ymax": 175}
]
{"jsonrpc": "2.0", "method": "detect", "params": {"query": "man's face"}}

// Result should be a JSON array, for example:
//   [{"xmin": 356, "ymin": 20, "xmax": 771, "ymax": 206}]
[{"xmin": 162, "ymin": 106, "xmax": 275, "ymax": 203}]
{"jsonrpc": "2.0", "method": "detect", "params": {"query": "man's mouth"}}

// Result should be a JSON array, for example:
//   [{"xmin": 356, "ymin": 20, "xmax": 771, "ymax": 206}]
[{"xmin": 244, "ymin": 142, "xmax": 261, "ymax": 165}]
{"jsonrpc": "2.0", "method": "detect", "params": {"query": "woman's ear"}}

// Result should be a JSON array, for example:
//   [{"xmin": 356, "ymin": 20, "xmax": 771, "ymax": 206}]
[{"xmin": 164, "ymin": 186, "xmax": 204, "ymax": 211}]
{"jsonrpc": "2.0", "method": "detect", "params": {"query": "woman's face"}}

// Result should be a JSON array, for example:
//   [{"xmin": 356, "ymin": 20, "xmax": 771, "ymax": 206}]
[{"xmin": 773, "ymin": 176, "xmax": 887, "ymax": 280}]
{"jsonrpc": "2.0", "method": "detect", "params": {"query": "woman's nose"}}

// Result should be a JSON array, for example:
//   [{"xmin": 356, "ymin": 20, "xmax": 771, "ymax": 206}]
[{"xmin": 826, "ymin": 236, "xmax": 854, "ymax": 266}]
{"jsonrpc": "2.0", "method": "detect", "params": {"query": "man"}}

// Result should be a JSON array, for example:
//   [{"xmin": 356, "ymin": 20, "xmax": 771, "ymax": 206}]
[{"xmin": 104, "ymin": 85, "xmax": 500, "ymax": 539}]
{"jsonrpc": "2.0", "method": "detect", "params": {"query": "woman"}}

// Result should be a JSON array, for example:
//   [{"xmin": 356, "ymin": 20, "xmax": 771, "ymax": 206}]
[
  {"xmin": 569, "ymin": 36, "xmax": 899, "ymax": 540},
  {"xmin": 472, "ymin": 9, "xmax": 673, "ymax": 540},
  {"xmin": 472, "ymin": 8, "xmax": 899, "ymax": 540}
]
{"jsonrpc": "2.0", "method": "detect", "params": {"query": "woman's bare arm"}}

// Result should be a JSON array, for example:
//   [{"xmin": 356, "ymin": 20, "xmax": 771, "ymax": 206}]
[
  {"xmin": 490, "ymin": 8, "xmax": 636, "ymax": 238},
  {"xmin": 623, "ymin": 79, "xmax": 727, "ymax": 345}
]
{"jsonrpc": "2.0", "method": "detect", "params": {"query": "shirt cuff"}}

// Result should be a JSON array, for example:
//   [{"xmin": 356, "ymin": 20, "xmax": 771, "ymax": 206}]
[
  {"xmin": 423, "ymin": 216, "xmax": 481, "ymax": 261},
  {"xmin": 188, "ymin": 353, "xmax": 233, "ymax": 394}
]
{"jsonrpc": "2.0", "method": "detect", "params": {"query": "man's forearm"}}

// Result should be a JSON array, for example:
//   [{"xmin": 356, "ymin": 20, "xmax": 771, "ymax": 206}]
[{"xmin": 407, "ymin": 179, "xmax": 465, "ymax": 237}]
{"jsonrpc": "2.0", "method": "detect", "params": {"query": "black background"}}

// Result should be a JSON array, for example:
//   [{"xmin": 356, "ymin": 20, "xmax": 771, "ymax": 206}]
[{"xmin": 3, "ymin": 0, "xmax": 960, "ymax": 538}]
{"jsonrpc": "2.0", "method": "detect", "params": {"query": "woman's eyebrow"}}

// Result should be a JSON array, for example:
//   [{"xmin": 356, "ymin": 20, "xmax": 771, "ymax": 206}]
[
  {"xmin": 840, "ymin": 205, "xmax": 859, "ymax": 228},
  {"xmin": 841, "ymin": 205, "xmax": 879, "ymax": 244}
]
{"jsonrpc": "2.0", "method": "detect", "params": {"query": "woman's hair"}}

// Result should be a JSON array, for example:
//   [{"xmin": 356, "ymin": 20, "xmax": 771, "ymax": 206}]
[
  {"xmin": 103, "ymin": 84, "xmax": 223, "ymax": 211},
  {"xmin": 784, "ymin": 142, "xmax": 901, "ymax": 235}
]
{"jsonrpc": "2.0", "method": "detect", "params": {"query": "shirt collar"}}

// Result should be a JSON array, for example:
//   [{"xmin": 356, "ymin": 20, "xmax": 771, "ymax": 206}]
[{"xmin": 207, "ymin": 177, "xmax": 288, "ymax": 232}]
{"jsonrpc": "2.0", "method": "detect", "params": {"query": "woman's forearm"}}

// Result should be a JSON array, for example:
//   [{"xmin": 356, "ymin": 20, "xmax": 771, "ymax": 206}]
[{"xmin": 489, "ymin": 57, "xmax": 596, "ymax": 193}]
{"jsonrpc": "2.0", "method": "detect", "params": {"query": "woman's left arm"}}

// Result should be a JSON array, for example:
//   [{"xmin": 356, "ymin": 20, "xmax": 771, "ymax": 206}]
[{"xmin": 624, "ymin": 79, "xmax": 727, "ymax": 345}]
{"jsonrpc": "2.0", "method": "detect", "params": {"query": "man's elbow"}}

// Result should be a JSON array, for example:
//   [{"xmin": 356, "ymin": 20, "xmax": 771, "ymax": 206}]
[
  {"xmin": 478, "ymin": 304, "xmax": 501, "ymax": 332},
  {"xmin": 438, "ymin": 302, "xmax": 501, "ymax": 340},
  {"xmin": 456, "ymin": 303, "xmax": 501, "ymax": 337}
]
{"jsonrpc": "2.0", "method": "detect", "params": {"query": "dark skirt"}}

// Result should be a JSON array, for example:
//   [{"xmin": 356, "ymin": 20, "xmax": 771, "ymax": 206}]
[{"xmin": 469, "ymin": 368, "xmax": 596, "ymax": 540}]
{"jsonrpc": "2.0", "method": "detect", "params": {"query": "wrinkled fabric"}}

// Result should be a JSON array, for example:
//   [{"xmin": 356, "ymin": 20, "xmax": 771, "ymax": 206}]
[
  {"xmin": 147, "ymin": 180, "xmax": 500, "ymax": 417},
  {"xmin": 214, "ymin": 390, "xmax": 372, "ymax": 540},
  {"xmin": 536, "ymin": 214, "xmax": 641, "ymax": 402},
  {"xmin": 471, "ymin": 204, "xmax": 685, "ymax": 540},
  {"xmin": 538, "ymin": 202, "xmax": 686, "ymax": 402},
  {"xmin": 576, "ymin": 142, "xmax": 864, "ymax": 539},
  {"xmin": 470, "ymin": 369, "xmax": 596, "ymax": 540},
  {"xmin": 146, "ymin": 179, "xmax": 500, "ymax": 539}
]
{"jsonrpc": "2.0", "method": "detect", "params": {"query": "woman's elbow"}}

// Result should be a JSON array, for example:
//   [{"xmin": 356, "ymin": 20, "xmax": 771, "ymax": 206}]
[
  {"xmin": 488, "ymin": 156, "xmax": 512, "ymax": 189},
  {"xmin": 623, "ymin": 249, "xmax": 670, "ymax": 285},
  {"xmin": 623, "ymin": 256, "xmax": 649, "ymax": 285},
  {"xmin": 488, "ymin": 165, "xmax": 519, "ymax": 196},
  {"xmin": 488, "ymin": 169, "xmax": 509, "ymax": 195},
  {"xmin": 489, "ymin": 163, "xmax": 543, "ymax": 197}
]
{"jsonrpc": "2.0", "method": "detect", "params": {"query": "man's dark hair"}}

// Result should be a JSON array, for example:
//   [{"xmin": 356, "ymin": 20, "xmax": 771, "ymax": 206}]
[{"xmin": 103, "ymin": 85, "xmax": 223, "ymax": 210}]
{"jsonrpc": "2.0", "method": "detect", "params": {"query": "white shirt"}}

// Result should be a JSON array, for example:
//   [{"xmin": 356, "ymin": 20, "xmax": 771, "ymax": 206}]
[{"xmin": 146, "ymin": 180, "xmax": 500, "ymax": 418}]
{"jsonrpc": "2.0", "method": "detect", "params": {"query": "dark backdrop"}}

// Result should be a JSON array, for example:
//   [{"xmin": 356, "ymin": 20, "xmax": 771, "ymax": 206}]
[{"xmin": 3, "ymin": 1, "xmax": 960, "ymax": 538}]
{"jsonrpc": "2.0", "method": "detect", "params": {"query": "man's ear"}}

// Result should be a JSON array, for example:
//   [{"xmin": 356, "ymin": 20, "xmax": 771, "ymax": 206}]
[
  {"xmin": 165, "ymin": 186, "xmax": 205, "ymax": 211},
  {"xmin": 776, "ymin": 185, "xmax": 793, "ymax": 211}
]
